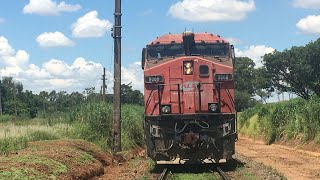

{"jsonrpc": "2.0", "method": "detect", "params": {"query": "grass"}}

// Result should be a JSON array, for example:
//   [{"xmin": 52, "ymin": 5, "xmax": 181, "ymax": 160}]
[
  {"xmin": 239, "ymin": 114, "xmax": 261, "ymax": 139},
  {"xmin": 0, "ymin": 155, "xmax": 68, "ymax": 179},
  {"xmin": 169, "ymin": 173, "xmax": 219, "ymax": 180},
  {"xmin": 238, "ymin": 96, "xmax": 320, "ymax": 144},
  {"xmin": 0, "ymin": 122, "xmax": 73, "ymax": 155},
  {"xmin": 234, "ymin": 166, "xmax": 257, "ymax": 180},
  {"xmin": 0, "ymin": 139, "xmax": 109, "ymax": 180},
  {"xmin": 68, "ymin": 102, "xmax": 144, "ymax": 150},
  {"xmin": 0, "ymin": 102, "xmax": 144, "ymax": 179},
  {"xmin": 0, "ymin": 102, "xmax": 144, "ymax": 155}
]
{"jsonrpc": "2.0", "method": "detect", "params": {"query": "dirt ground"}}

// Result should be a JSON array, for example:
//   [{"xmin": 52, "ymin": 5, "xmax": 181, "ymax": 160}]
[
  {"xmin": 236, "ymin": 137, "xmax": 320, "ymax": 180},
  {"xmin": 93, "ymin": 147, "xmax": 150, "ymax": 180}
]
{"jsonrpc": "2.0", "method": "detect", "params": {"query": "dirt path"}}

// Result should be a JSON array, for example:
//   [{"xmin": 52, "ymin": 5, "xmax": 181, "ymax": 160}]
[{"xmin": 236, "ymin": 137, "xmax": 320, "ymax": 180}]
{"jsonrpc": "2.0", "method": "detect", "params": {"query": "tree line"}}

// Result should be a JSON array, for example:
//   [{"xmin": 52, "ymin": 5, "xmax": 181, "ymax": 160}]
[
  {"xmin": 234, "ymin": 38, "xmax": 320, "ymax": 111},
  {"xmin": 0, "ymin": 77, "xmax": 143, "ymax": 118}
]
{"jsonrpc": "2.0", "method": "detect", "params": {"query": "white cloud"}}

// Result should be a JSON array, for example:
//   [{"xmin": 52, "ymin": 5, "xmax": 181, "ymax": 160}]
[
  {"xmin": 0, "ymin": 36, "xmax": 15, "ymax": 56},
  {"xmin": 0, "ymin": 36, "xmax": 29, "ymax": 68},
  {"xmin": 0, "ymin": 36, "xmax": 144, "ymax": 94},
  {"xmin": 225, "ymin": 37, "xmax": 242, "ymax": 45},
  {"xmin": 36, "ymin": 31, "xmax": 74, "ymax": 48},
  {"xmin": 293, "ymin": 0, "xmax": 320, "ymax": 9},
  {"xmin": 121, "ymin": 62, "xmax": 144, "ymax": 92},
  {"xmin": 21, "ymin": 57, "xmax": 105, "ymax": 93},
  {"xmin": 296, "ymin": 15, "xmax": 320, "ymax": 35},
  {"xmin": 235, "ymin": 45, "xmax": 275, "ymax": 68},
  {"xmin": 23, "ymin": 0, "xmax": 81, "ymax": 16},
  {"xmin": 72, "ymin": 11, "xmax": 113, "ymax": 38},
  {"xmin": 168, "ymin": 0, "xmax": 255, "ymax": 22}
]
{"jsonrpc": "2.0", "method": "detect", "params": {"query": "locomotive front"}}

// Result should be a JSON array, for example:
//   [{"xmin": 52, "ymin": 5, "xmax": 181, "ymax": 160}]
[{"xmin": 142, "ymin": 32, "xmax": 237, "ymax": 163}]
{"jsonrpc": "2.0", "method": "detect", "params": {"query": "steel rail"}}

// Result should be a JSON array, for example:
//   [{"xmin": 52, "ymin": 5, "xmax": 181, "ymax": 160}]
[
  {"xmin": 157, "ymin": 168, "xmax": 168, "ymax": 180},
  {"xmin": 216, "ymin": 166, "xmax": 230, "ymax": 180}
]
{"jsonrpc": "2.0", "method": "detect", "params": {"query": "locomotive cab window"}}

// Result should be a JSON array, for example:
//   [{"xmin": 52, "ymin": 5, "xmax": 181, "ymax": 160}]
[
  {"xmin": 199, "ymin": 65, "xmax": 209, "ymax": 77},
  {"xmin": 190, "ymin": 43, "xmax": 230, "ymax": 57},
  {"xmin": 147, "ymin": 44, "xmax": 184, "ymax": 60}
]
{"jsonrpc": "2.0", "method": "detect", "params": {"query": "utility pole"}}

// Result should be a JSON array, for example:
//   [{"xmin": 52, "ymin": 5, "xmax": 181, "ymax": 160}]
[
  {"xmin": 101, "ymin": 68, "xmax": 107, "ymax": 101},
  {"xmin": 112, "ymin": 0, "xmax": 122, "ymax": 153},
  {"xmin": 13, "ymin": 85, "xmax": 17, "ymax": 117},
  {"xmin": 0, "ymin": 86, "xmax": 2, "ymax": 115}
]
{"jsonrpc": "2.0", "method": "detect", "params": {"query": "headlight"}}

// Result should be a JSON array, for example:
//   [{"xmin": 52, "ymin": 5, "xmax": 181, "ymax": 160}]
[
  {"xmin": 214, "ymin": 74, "xmax": 233, "ymax": 81},
  {"xmin": 208, "ymin": 103, "xmax": 219, "ymax": 113},
  {"xmin": 161, "ymin": 105, "xmax": 171, "ymax": 114},
  {"xmin": 183, "ymin": 61, "xmax": 193, "ymax": 75}
]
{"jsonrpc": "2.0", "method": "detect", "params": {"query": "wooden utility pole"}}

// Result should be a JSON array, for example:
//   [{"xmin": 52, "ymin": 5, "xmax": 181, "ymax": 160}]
[
  {"xmin": 101, "ymin": 68, "xmax": 107, "ymax": 101},
  {"xmin": 13, "ymin": 85, "xmax": 17, "ymax": 117},
  {"xmin": 112, "ymin": 0, "xmax": 122, "ymax": 153},
  {"xmin": 0, "ymin": 86, "xmax": 2, "ymax": 115}
]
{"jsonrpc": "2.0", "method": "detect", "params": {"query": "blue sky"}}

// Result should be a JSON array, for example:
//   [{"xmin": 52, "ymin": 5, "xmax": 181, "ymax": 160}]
[{"xmin": 0, "ymin": 0, "xmax": 319, "ymax": 95}]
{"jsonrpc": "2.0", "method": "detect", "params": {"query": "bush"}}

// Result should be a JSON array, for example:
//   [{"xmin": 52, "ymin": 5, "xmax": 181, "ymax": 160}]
[
  {"xmin": 0, "ymin": 115, "xmax": 16, "ymax": 123},
  {"xmin": 239, "ymin": 96, "xmax": 320, "ymax": 144},
  {"xmin": 68, "ymin": 102, "xmax": 144, "ymax": 150}
]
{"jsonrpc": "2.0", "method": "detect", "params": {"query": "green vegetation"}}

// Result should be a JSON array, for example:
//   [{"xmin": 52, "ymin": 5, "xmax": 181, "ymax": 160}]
[
  {"xmin": 0, "ymin": 76, "xmax": 144, "ymax": 154},
  {"xmin": 0, "ymin": 102, "xmax": 144, "ymax": 155},
  {"xmin": 239, "ymin": 96, "xmax": 320, "ymax": 144},
  {"xmin": 234, "ymin": 166, "xmax": 257, "ymax": 180},
  {"xmin": 263, "ymin": 39, "xmax": 320, "ymax": 99},
  {"xmin": 0, "ymin": 139, "xmax": 108, "ymax": 180},
  {"xmin": 169, "ymin": 173, "xmax": 218, "ymax": 180},
  {"xmin": 0, "ymin": 155, "xmax": 67, "ymax": 179},
  {"xmin": 70, "ymin": 102, "xmax": 144, "ymax": 150}
]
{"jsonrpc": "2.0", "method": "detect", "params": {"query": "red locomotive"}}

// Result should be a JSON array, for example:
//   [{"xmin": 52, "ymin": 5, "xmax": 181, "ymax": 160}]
[{"xmin": 141, "ymin": 32, "xmax": 237, "ymax": 163}]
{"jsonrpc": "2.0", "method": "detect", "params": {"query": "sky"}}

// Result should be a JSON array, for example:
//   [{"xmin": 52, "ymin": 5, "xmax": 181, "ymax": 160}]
[{"xmin": 0, "ymin": 0, "xmax": 319, "ymax": 95}]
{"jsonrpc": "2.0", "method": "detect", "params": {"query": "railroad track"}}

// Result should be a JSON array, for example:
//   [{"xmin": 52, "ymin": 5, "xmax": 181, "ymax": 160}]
[
  {"xmin": 156, "ymin": 166, "xmax": 230, "ymax": 180},
  {"xmin": 157, "ymin": 168, "xmax": 168, "ymax": 180},
  {"xmin": 216, "ymin": 166, "xmax": 230, "ymax": 180}
]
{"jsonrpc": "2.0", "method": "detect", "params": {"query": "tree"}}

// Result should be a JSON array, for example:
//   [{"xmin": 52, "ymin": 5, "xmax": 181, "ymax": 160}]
[
  {"xmin": 121, "ymin": 83, "xmax": 144, "ymax": 105},
  {"xmin": 234, "ymin": 57, "xmax": 256, "ymax": 95},
  {"xmin": 234, "ymin": 57, "xmax": 259, "ymax": 111},
  {"xmin": 263, "ymin": 39, "xmax": 320, "ymax": 99},
  {"xmin": 254, "ymin": 67, "xmax": 273, "ymax": 103}
]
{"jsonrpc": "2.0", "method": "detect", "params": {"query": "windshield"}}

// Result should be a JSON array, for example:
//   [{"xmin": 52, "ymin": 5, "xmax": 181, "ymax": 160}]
[
  {"xmin": 147, "ymin": 43, "xmax": 230, "ymax": 61},
  {"xmin": 147, "ymin": 44, "xmax": 184, "ymax": 60},
  {"xmin": 191, "ymin": 43, "xmax": 229, "ymax": 57}
]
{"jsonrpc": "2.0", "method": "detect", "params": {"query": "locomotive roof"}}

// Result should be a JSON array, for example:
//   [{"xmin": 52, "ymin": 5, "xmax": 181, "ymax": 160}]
[{"xmin": 148, "ymin": 32, "xmax": 229, "ymax": 45}]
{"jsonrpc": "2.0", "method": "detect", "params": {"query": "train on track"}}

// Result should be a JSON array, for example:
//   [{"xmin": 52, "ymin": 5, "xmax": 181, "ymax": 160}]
[{"xmin": 142, "ymin": 32, "xmax": 237, "ymax": 163}]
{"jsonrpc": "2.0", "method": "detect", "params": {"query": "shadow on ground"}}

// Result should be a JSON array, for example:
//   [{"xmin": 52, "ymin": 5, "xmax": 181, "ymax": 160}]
[{"xmin": 150, "ymin": 158, "xmax": 244, "ymax": 174}]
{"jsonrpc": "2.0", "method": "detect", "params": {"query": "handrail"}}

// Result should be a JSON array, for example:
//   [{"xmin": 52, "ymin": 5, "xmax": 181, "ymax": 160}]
[
  {"xmin": 156, "ymin": 83, "xmax": 182, "ymax": 114},
  {"xmin": 177, "ymin": 84, "xmax": 181, "ymax": 114},
  {"xmin": 197, "ymin": 83, "xmax": 202, "ymax": 112},
  {"xmin": 149, "ymin": 82, "xmax": 234, "ymax": 115}
]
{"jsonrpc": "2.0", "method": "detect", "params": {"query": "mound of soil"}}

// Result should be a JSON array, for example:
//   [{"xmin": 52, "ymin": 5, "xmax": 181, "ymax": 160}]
[{"xmin": 0, "ymin": 139, "xmax": 112, "ymax": 179}]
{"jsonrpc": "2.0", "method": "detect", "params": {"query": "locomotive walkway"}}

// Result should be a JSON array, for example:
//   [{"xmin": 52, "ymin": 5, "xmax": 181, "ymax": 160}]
[{"xmin": 236, "ymin": 137, "xmax": 320, "ymax": 180}]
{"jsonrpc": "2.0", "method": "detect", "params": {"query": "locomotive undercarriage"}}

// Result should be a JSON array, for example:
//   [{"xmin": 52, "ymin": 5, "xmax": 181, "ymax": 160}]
[{"xmin": 144, "ymin": 114, "xmax": 237, "ymax": 163}]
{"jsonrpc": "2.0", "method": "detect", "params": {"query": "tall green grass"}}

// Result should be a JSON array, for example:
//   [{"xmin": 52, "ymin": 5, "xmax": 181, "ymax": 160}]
[
  {"xmin": 0, "ymin": 102, "xmax": 144, "ymax": 155},
  {"xmin": 239, "ymin": 96, "xmax": 320, "ymax": 144},
  {"xmin": 68, "ymin": 102, "xmax": 144, "ymax": 150}
]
